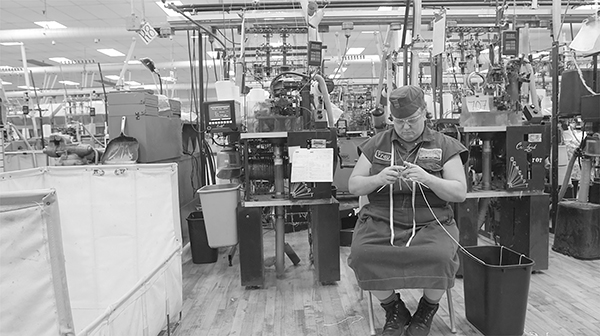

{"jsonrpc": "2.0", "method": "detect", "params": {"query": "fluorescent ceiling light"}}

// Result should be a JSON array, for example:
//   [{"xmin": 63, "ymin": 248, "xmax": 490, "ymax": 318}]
[
  {"xmin": 341, "ymin": 67, "xmax": 348, "ymax": 72},
  {"xmin": 346, "ymin": 48, "xmax": 365, "ymax": 55},
  {"xmin": 156, "ymin": 1, "xmax": 183, "ymax": 17},
  {"xmin": 105, "ymin": 75, "xmax": 121, "ymax": 81},
  {"xmin": 206, "ymin": 51, "xmax": 219, "ymax": 59},
  {"xmin": 574, "ymin": 5, "xmax": 600, "ymax": 10},
  {"xmin": 378, "ymin": 6, "xmax": 393, "ymax": 11},
  {"xmin": 128, "ymin": 60, "xmax": 142, "ymax": 64},
  {"xmin": 49, "ymin": 57, "xmax": 73, "ymax": 64},
  {"xmin": 270, "ymin": 42, "xmax": 283, "ymax": 47},
  {"xmin": 361, "ymin": 31, "xmax": 376, "ymax": 34},
  {"xmin": 364, "ymin": 55, "xmax": 380, "ymax": 61},
  {"xmin": 329, "ymin": 74, "xmax": 341, "ymax": 79},
  {"xmin": 59, "ymin": 80, "xmax": 80, "ymax": 86},
  {"xmin": 97, "ymin": 48, "xmax": 125, "ymax": 57},
  {"xmin": 18, "ymin": 85, "xmax": 38, "ymax": 90},
  {"xmin": 34, "ymin": 21, "xmax": 67, "ymax": 29},
  {"xmin": 0, "ymin": 42, "xmax": 23, "ymax": 46},
  {"xmin": 162, "ymin": 76, "xmax": 177, "ymax": 82},
  {"xmin": 1, "ymin": 80, "xmax": 12, "ymax": 85},
  {"xmin": 125, "ymin": 81, "xmax": 142, "ymax": 86}
]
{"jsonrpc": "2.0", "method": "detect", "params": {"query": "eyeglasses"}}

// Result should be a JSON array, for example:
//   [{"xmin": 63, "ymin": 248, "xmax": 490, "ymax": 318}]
[{"xmin": 393, "ymin": 111, "xmax": 424, "ymax": 128}]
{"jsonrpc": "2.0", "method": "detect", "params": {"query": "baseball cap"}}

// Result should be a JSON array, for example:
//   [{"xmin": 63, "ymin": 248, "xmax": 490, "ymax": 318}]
[{"xmin": 389, "ymin": 85, "xmax": 426, "ymax": 118}]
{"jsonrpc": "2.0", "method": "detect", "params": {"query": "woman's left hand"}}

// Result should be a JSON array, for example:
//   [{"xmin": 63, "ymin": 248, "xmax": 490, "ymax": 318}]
[{"xmin": 400, "ymin": 162, "xmax": 431, "ymax": 186}]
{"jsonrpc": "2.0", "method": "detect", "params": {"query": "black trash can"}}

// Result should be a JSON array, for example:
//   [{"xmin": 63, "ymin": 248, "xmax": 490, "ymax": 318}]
[
  {"xmin": 461, "ymin": 245, "xmax": 535, "ymax": 336},
  {"xmin": 186, "ymin": 211, "xmax": 218, "ymax": 264}
]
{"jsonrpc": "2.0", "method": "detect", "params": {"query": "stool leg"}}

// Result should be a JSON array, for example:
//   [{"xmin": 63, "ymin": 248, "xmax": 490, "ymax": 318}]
[
  {"xmin": 446, "ymin": 288, "xmax": 457, "ymax": 334},
  {"xmin": 367, "ymin": 291, "xmax": 376, "ymax": 336}
]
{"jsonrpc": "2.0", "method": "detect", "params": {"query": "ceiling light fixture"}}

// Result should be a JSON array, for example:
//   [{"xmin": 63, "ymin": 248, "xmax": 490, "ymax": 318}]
[
  {"xmin": 125, "ymin": 81, "xmax": 142, "ymax": 86},
  {"xmin": 128, "ymin": 60, "xmax": 142, "ymax": 65},
  {"xmin": 18, "ymin": 85, "xmax": 39, "ymax": 90},
  {"xmin": 97, "ymin": 49, "xmax": 125, "ymax": 57},
  {"xmin": 59, "ymin": 80, "xmax": 80, "ymax": 86},
  {"xmin": 49, "ymin": 57, "xmax": 73, "ymax": 64},
  {"xmin": 156, "ymin": 1, "xmax": 183, "ymax": 17},
  {"xmin": 378, "ymin": 6, "xmax": 393, "ymax": 11},
  {"xmin": 105, "ymin": 75, "xmax": 121, "ymax": 81},
  {"xmin": 0, "ymin": 42, "xmax": 23, "ymax": 46},
  {"xmin": 34, "ymin": 21, "xmax": 67, "ymax": 29},
  {"xmin": 346, "ymin": 48, "xmax": 365, "ymax": 55},
  {"xmin": 1, "ymin": 80, "xmax": 12, "ymax": 85}
]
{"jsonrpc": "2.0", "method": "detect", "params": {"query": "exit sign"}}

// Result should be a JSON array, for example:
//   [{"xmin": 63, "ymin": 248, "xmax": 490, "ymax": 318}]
[
  {"xmin": 502, "ymin": 30, "xmax": 519, "ymax": 56},
  {"xmin": 308, "ymin": 41, "xmax": 322, "ymax": 66}
]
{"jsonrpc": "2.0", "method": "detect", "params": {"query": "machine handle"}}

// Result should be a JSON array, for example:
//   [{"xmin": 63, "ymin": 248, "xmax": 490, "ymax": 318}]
[{"xmin": 120, "ymin": 116, "xmax": 126, "ymax": 134}]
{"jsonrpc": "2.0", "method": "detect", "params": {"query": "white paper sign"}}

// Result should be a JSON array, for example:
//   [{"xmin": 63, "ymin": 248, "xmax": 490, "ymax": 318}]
[
  {"xmin": 291, "ymin": 148, "xmax": 334, "ymax": 182},
  {"xmin": 464, "ymin": 95, "xmax": 492, "ymax": 113},
  {"xmin": 138, "ymin": 21, "xmax": 158, "ymax": 45},
  {"xmin": 432, "ymin": 14, "xmax": 447, "ymax": 56}
]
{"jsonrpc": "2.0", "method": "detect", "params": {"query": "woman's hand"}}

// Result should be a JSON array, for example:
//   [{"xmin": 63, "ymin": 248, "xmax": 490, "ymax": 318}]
[
  {"xmin": 377, "ymin": 165, "xmax": 405, "ymax": 186},
  {"xmin": 400, "ymin": 162, "xmax": 431, "ymax": 186}
]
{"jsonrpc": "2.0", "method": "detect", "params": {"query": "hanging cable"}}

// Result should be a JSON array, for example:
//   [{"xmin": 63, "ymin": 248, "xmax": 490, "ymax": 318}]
[{"xmin": 389, "ymin": 143, "xmax": 395, "ymax": 246}]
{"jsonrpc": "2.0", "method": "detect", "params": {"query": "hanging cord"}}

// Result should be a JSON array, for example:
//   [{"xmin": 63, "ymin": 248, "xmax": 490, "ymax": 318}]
[
  {"xmin": 570, "ymin": 51, "xmax": 600, "ymax": 96},
  {"xmin": 406, "ymin": 181, "xmax": 417, "ymax": 247},
  {"xmin": 416, "ymin": 183, "xmax": 527, "ymax": 266},
  {"xmin": 389, "ymin": 146, "xmax": 395, "ymax": 246}
]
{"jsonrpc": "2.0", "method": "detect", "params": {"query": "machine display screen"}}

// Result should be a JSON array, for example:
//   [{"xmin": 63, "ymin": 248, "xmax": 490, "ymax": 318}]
[{"xmin": 208, "ymin": 103, "xmax": 233, "ymax": 121}]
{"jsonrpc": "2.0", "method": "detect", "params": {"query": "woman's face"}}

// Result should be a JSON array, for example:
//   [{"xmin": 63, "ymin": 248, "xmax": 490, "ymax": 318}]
[{"xmin": 392, "ymin": 108, "xmax": 426, "ymax": 142}]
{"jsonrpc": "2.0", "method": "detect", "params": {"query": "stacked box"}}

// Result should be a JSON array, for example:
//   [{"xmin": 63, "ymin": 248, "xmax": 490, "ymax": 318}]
[{"xmin": 107, "ymin": 91, "xmax": 159, "ymax": 117}]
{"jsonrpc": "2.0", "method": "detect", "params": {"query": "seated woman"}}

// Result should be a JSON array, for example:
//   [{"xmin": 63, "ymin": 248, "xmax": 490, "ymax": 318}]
[{"xmin": 348, "ymin": 85, "xmax": 468, "ymax": 336}]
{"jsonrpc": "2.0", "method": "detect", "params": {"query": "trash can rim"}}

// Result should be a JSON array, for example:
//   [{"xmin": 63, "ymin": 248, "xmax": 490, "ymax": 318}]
[
  {"xmin": 197, "ymin": 183, "xmax": 240, "ymax": 194},
  {"xmin": 460, "ymin": 245, "xmax": 535, "ymax": 268}
]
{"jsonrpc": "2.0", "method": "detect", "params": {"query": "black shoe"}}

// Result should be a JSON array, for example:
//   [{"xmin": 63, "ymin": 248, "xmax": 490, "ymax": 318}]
[
  {"xmin": 406, "ymin": 297, "xmax": 439, "ymax": 336},
  {"xmin": 380, "ymin": 293, "xmax": 412, "ymax": 336}
]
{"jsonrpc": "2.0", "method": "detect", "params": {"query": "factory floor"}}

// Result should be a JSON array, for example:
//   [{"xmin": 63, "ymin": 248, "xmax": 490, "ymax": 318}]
[{"xmin": 174, "ymin": 230, "xmax": 600, "ymax": 336}]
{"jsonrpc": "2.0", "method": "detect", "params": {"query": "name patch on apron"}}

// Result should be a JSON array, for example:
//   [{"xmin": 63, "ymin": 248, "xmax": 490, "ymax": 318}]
[
  {"xmin": 374, "ymin": 150, "xmax": 392, "ymax": 162},
  {"xmin": 418, "ymin": 148, "xmax": 442, "ymax": 161}
]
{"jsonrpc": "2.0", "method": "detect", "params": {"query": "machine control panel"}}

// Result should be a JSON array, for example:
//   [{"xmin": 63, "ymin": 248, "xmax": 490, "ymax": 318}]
[{"xmin": 203, "ymin": 100, "xmax": 240, "ymax": 132}]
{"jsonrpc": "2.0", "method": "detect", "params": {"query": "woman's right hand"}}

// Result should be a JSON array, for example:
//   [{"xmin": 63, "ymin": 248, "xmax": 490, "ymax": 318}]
[{"xmin": 377, "ymin": 165, "xmax": 404, "ymax": 186}]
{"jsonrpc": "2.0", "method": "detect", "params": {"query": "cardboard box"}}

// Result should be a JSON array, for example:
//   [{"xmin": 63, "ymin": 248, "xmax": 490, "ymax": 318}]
[
  {"xmin": 108, "ymin": 115, "xmax": 182, "ymax": 163},
  {"xmin": 168, "ymin": 99, "xmax": 181, "ymax": 113},
  {"xmin": 108, "ymin": 104, "xmax": 159, "ymax": 117},
  {"xmin": 107, "ymin": 91, "xmax": 159, "ymax": 107}
]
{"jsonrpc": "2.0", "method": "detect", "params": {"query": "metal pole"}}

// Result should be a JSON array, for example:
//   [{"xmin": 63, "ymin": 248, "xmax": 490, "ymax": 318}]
[
  {"xmin": 551, "ymin": 41, "xmax": 559, "ymax": 231},
  {"xmin": 410, "ymin": 0, "xmax": 422, "ymax": 86},
  {"xmin": 198, "ymin": 29, "xmax": 206, "ymax": 187},
  {"xmin": 273, "ymin": 142, "xmax": 286, "ymax": 277},
  {"xmin": 550, "ymin": 0, "xmax": 561, "ymax": 231}
]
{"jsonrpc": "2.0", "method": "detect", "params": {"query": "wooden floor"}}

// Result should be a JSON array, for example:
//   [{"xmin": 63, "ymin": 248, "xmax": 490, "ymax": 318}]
[{"xmin": 174, "ymin": 230, "xmax": 600, "ymax": 336}]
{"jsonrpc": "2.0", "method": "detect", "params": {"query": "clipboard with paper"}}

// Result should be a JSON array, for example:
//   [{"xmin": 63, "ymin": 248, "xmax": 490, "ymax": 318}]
[{"xmin": 290, "ymin": 148, "xmax": 334, "ymax": 183}]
